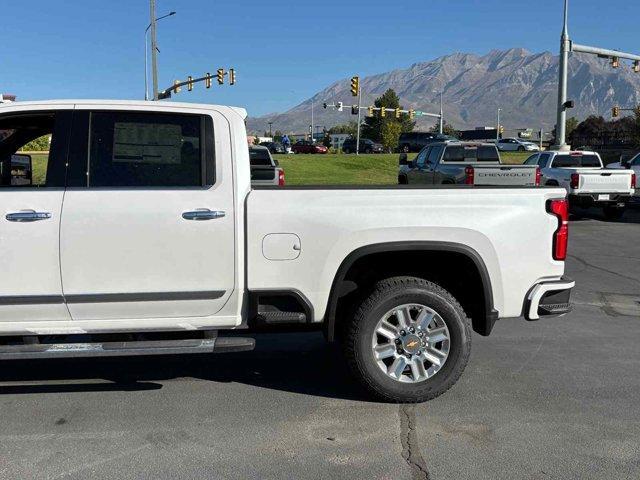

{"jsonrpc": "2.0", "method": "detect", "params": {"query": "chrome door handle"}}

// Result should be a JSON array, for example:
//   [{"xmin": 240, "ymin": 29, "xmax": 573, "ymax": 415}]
[
  {"xmin": 6, "ymin": 210, "xmax": 52, "ymax": 222},
  {"xmin": 182, "ymin": 209, "xmax": 225, "ymax": 221}
]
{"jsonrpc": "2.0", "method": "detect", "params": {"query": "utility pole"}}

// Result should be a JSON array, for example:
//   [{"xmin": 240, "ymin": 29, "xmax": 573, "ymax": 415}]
[
  {"xmin": 554, "ymin": 0, "xmax": 570, "ymax": 150},
  {"xmin": 439, "ymin": 91, "xmax": 444, "ymax": 134},
  {"xmin": 268, "ymin": 122, "xmax": 273, "ymax": 138},
  {"xmin": 150, "ymin": 0, "xmax": 159, "ymax": 101},
  {"xmin": 540, "ymin": 127, "xmax": 544, "ymax": 150},
  {"xmin": 496, "ymin": 108, "xmax": 501, "ymax": 142}
]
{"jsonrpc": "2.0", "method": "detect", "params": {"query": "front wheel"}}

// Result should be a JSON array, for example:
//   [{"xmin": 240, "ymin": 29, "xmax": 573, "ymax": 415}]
[
  {"xmin": 343, "ymin": 276, "xmax": 471, "ymax": 402},
  {"xmin": 518, "ymin": 146, "xmax": 525, "ymax": 152},
  {"xmin": 603, "ymin": 205, "xmax": 626, "ymax": 220}
]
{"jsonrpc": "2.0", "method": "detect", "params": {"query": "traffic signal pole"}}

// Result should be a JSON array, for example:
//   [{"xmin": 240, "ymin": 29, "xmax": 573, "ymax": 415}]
[
  {"xmin": 356, "ymin": 85, "xmax": 362, "ymax": 155},
  {"xmin": 150, "ymin": 0, "xmax": 159, "ymax": 101}
]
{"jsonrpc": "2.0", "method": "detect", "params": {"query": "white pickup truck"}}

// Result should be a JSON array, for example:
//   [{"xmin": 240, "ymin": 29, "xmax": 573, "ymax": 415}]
[
  {"xmin": 0, "ymin": 100, "xmax": 575, "ymax": 402},
  {"xmin": 525, "ymin": 150, "xmax": 636, "ymax": 219}
]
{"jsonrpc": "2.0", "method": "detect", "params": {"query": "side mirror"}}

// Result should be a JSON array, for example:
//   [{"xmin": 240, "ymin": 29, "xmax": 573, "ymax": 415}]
[
  {"xmin": 399, "ymin": 153, "xmax": 408, "ymax": 165},
  {"xmin": 621, "ymin": 159, "xmax": 631, "ymax": 169},
  {"xmin": 10, "ymin": 154, "xmax": 33, "ymax": 186}
]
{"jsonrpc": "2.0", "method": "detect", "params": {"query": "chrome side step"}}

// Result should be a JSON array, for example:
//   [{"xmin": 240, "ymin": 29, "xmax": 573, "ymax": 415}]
[{"xmin": 0, "ymin": 337, "xmax": 255, "ymax": 360}]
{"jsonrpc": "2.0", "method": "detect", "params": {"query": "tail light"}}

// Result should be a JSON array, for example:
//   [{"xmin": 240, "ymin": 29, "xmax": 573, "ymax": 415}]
[
  {"xmin": 547, "ymin": 199, "xmax": 569, "ymax": 261},
  {"xmin": 278, "ymin": 169, "xmax": 285, "ymax": 186},
  {"xmin": 570, "ymin": 173, "xmax": 580, "ymax": 189},
  {"xmin": 631, "ymin": 172, "xmax": 636, "ymax": 189},
  {"xmin": 535, "ymin": 167, "xmax": 541, "ymax": 186},
  {"xmin": 464, "ymin": 166, "xmax": 474, "ymax": 185}
]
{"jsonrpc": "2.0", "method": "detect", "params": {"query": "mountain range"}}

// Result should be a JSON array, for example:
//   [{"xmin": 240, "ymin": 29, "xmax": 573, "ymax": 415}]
[{"xmin": 247, "ymin": 48, "xmax": 640, "ymax": 135}]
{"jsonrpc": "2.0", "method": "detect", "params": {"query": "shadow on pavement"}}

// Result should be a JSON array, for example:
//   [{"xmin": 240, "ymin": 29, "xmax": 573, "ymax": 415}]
[
  {"xmin": 0, "ymin": 332, "xmax": 369, "ymax": 401},
  {"xmin": 570, "ymin": 203, "xmax": 640, "ymax": 224}
]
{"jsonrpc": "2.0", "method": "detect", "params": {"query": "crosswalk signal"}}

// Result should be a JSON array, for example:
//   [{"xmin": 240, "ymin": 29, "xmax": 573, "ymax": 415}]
[
  {"xmin": 408, "ymin": 109, "xmax": 415, "ymax": 120},
  {"xmin": 380, "ymin": 107, "xmax": 386, "ymax": 118},
  {"xmin": 350, "ymin": 76, "xmax": 360, "ymax": 97},
  {"xmin": 612, "ymin": 106, "xmax": 620, "ymax": 117},
  {"xmin": 367, "ymin": 106, "xmax": 374, "ymax": 117},
  {"xmin": 205, "ymin": 73, "xmax": 212, "ymax": 88},
  {"xmin": 217, "ymin": 68, "xmax": 225, "ymax": 85},
  {"xmin": 229, "ymin": 68, "xmax": 236, "ymax": 85},
  {"xmin": 174, "ymin": 80, "xmax": 181, "ymax": 94},
  {"xmin": 187, "ymin": 76, "xmax": 193, "ymax": 91},
  {"xmin": 337, "ymin": 102, "xmax": 343, "ymax": 112},
  {"xmin": 351, "ymin": 105, "xmax": 358, "ymax": 115},
  {"xmin": 611, "ymin": 56, "xmax": 620, "ymax": 68},
  {"xmin": 395, "ymin": 108, "xmax": 401, "ymax": 119}
]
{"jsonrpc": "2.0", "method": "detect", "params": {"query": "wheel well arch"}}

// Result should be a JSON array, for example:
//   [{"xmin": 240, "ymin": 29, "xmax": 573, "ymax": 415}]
[{"xmin": 323, "ymin": 242, "xmax": 498, "ymax": 341}]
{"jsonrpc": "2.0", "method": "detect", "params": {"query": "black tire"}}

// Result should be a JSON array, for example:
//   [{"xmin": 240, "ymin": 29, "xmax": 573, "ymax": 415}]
[
  {"xmin": 518, "ymin": 146, "xmax": 525, "ymax": 152},
  {"xmin": 343, "ymin": 276, "xmax": 471, "ymax": 403},
  {"xmin": 364, "ymin": 148, "xmax": 373, "ymax": 154},
  {"xmin": 603, "ymin": 206, "xmax": 625, "ymax": 220}
]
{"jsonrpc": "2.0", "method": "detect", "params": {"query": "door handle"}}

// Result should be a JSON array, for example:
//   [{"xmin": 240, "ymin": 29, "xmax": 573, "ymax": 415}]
[
  {"xmin": 182, "ymin": 209, "xmax": 225, "ymax": 221},
  {"xmin": 5, "ymin": 210, "xmax": 52, "ymax": 222}
]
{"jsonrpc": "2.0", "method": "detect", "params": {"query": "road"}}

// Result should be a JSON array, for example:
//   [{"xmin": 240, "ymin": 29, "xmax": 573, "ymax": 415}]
[{"xmin": 0, "ymin": 207, "xmax": 638, "ymax": 480}]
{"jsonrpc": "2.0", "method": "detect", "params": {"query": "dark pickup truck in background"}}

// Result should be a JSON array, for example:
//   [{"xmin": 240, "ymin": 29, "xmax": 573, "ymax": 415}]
[
  {"xmin": 398, "ymin": 141, "xmax": 540, "ymax": 186},
  {"xmin": 249, "ymin": 146, "xmax": 285, "ymax": 186}
]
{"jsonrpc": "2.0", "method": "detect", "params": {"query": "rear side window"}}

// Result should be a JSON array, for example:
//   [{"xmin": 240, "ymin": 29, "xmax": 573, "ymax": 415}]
[
  {"xmin": 249, "ymin": 148, "xmax": 272, "ymax": 166},
  {"xmin": 443, "ymin": 145, "xmax": 499, "ymax": 162},
  {"xmin": 88, "ymin": 112, "xmax": 208, "ymax": 187},
  {"xmin": 552, "ymin": 154, "xmax": 600, "ymax": 168}
]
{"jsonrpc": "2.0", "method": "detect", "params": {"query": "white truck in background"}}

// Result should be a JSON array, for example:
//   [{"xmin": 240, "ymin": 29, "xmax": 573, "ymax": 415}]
[
  {"xmin": 525, "ymin": 150, "xmax": 636, "ymax": 219},
  {"xmin": 0, "ymin": 100, "xmax": 575, "ymax": 403}
]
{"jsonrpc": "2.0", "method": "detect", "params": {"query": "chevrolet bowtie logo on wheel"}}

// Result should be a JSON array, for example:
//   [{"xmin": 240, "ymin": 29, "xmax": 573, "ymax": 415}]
[{"xmin": 406, "ymin": 340, "xmax": 419, "ymax": 349}]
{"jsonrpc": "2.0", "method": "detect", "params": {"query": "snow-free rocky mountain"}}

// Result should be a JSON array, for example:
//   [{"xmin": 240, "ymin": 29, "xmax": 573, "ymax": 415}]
[{"xmin": 247, "ymin": 48, "xmax": 640, "ymax": 134}]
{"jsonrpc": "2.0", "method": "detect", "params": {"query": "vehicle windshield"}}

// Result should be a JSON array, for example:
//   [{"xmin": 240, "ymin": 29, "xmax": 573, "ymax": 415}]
[
  {"xmin": 249, "ymin": 148, "xmax": 273, "ymax": 166},
  {"xmin": 553, "ymin": 154, "xmax": 601, "ymax": 168},
  {"xmin": 442, "ymin": 145, "xmax": 499, "ymax": 162}
]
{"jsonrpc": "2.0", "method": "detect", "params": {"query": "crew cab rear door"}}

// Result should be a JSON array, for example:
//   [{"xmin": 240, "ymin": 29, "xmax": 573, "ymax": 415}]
[
  {"xmin": 59, "ymin": 107, "xmax": 235, "ymax": 321},
  {"xmin": 0, "ymin": 108, "xmax": 73, "ymax": 323}
]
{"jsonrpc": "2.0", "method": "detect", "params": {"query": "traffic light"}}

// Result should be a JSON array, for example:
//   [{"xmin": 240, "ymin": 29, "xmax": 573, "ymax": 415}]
[
  {"xmin": 217, "ymin": 68, "xmax": 225, "ymax": 85},
  {"xmin": 323, "ymin": 102, "xmax": 328, "ymax": 109},
  {"xmin": 174, "ymin": 80, "xmax": 181, "ymax": 94},
  {"xmin": 351, "ymin": 105, "xmax": 358, "ymax": 115},
  {"xmin": 612, "ymin": 106, "xmax": 620, "ymax": 117},
  {"xmin": 634, "ymin": 60, "xmax": 640, "ymax": 73},
  {"xmin": 187, "ymin": 76, "xmax": 193, "ymax": 91},
  {"xmin": 395, "ymin": 108, "xmax": 401, "ymax": 119},
  {"xmin": 611, "ymin": 56, "xmax": 620, "ymax": 68},
  {"xmin": 205, "ymin": 73, "xmax": 212, "ymax": 88},
  {"xmin": 337, "ymin": 102, "xmax": 343, "ymax": 112},
  {"xmin": 229, "ymin": 68, "xmax": 236, "ymax": 85},
  {"xmin": 367, "ymin": 106, "xmax": 374, "ymax": 117},
  {"xmin": 408, "ymin": 109, "xmax": 415, "ymax": 120},
  {"xmin": 380, "ymin": 107, "xmax": 386, "ymax": 118},
  {"xmin": 350, "ymin": 76, "xmax": 360, "ymax": 97},
  {"xmin": 499, "ymin": 125, "xmax": 504, "ymax": 135}
]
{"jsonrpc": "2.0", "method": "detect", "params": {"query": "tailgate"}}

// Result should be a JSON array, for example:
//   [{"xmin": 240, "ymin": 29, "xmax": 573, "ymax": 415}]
[
  {"xmin": 473, "ymin": 166, "xmax": 538, "ymax": 186},
  {"xmin": 575, "ymin": 171, "xmax": 633, "ymax": 193},
  {"xmin": 251, "ymin": 166, "xmax": 277, "ymax": 185}
]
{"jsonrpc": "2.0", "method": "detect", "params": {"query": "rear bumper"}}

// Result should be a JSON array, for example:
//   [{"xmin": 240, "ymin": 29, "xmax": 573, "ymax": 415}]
[
  {"xmin": 569, "ymin": 193, "xmax": 632, "ymax": 207},
  {"xmin": 525, "ymin": 276, "xmax": 575, "ymax": 321}
]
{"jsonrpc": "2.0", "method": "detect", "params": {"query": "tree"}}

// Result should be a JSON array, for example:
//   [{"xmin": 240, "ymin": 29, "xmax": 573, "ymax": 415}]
[
  {"xmin": 361, "ymin": 89, "xmax": 415, "ymax": 144},
  {"xmin": 632, "ymin": 107, "xmax": 640, "ymax": 148},
  {"xmin": 273, "ymin": 130, "xmax": 284, "ymax": 142},
  {"xmin": 327, "ymin": 121, "xmax": 358, "ymax": 137},
  {"xmin": 380, "ymin": 121, "xmax": 403, "ymax": 152},
  {"xmin": 429, "ymin": 121, "xmax": 459, "ymax": 137},
  {"xmin": 551, "ymin": 116, "xmax": 580, "ymax": 145},
  {"xmin": 20, "ymin": 135, "xmax": 50, "ymax": 152}
]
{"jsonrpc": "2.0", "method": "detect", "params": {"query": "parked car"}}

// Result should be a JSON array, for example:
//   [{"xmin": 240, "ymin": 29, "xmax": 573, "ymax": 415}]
[
  {"xmin": 496, "ymin": 138, "xmax": 540, "ymax": 152},
  {"xmin": 608, "ymin": 152, "xmax": 640, "ymax": 202},
  {"xmin": 291, "ymin": 140, "xmax": 328, "ymax": 154},
  {"xmin": 526, "ymin": 150, "xmax": 636, "ymax": 219},
  {"xmin": 398, "ymin": 141, "xmax": 540, "ymax": 186},
  {"xmin": 342, "ymin": 138, "xmax": 384, "ymax": 154},
  {"xmin": 249, "ymin": 146, "xmax": 285, "ymax": 186},
  {"xmin": 259, "ymin": 141, "xmax": 285, "ymax": 154},
  {"xmin": 0, "ymin": 99, "xmax": 574, "ymax": 403},
  {"xmin": 398, "ymin": 132, "xmax": 458, "ymax": 153}
]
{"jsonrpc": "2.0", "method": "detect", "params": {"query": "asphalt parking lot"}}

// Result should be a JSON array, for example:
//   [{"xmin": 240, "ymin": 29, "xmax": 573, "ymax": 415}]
[{"xmin": 0, "ymin": 207, "xmax": 638, "ymax": 480}]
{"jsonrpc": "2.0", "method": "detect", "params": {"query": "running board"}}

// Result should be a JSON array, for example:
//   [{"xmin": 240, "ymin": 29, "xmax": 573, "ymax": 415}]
[{"xmin": 0, "ymin": 337, "xmax": 255, "ymax": 360}]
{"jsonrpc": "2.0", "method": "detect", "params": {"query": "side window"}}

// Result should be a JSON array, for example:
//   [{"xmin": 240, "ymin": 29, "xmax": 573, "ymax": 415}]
[
  {"xmin": 538, "ymin": 153, "xmax": 550, "ymax": 168},
  {"xmin": 426, "ymin": 145, "xmax": 443, "ymax": 165},
  {"xmin": 88, "ymin": 111, "xmax": 210, "ymax": 188},
  {"xmin": 631, "ymin": 155, "xmax": 640, "ymax": 166},
  {"xmin": 416, "ymin": 147, "xmax": 430, "ymax": 167},
  {"xmin": 0, "ymin": 112, "xmax": 68, "ymax": 188},
  {"xmin": 524, "ymin": 154, "xmax": 539, "ymax": 165}
]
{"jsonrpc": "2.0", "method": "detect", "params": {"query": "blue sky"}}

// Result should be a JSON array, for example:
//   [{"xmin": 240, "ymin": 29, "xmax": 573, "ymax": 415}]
[{"xmin": 3, "ymin": 0, "xmax": 640, "ymax": 116}]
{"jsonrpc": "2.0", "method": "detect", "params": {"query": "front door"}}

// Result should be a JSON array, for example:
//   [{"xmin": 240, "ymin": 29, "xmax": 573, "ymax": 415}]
[
  {"xmin": 0, "ymin": 109, "xmax": 72, "ymax": 323},
  {"xmin": 60, "ymin": 108, "xmax": 235, "ymax": 321}
]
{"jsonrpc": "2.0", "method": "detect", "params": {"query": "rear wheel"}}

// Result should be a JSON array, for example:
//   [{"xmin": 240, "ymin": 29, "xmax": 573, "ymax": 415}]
[
  {"xmin": 518, "ymin": 146, "xmax": 525, "ymax": 152},
  {"xmin": 343, "ymin": 276, "xmax": 471, "ymax": 403},
  {"xmin": 603, "ymin": 205, "xmax": 626, "ymax": 220}
]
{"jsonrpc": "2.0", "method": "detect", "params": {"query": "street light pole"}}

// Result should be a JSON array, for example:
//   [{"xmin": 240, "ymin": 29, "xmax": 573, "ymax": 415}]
[
  {"xmin": 144, "ymin": 10, "xmax": 176, "ymax": 101},
  {"xmin": 311, "ymin": 100, "xmax": 314, "ymax": 142},
  {"xmin": 439, "ymin": 91, "xmax": 444, "ymax": 134},
  {"xmin": 268, "ymin": 122, "xmax": 273, "ymax": 138},
  {"xmin": 496, "ymin": 108, "xmax": 501, "ymax": 142},
  {"xmin": 554, "ymin": 0, "xmax": 571, "ymax": 149}
]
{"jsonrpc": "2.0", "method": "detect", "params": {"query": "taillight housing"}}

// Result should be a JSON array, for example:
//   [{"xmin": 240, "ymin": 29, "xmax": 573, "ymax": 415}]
[
  {"xmin": 464, "ymin": 166, "xmax": 474, "ymax": 185},
  {"xmin": 278, "ymin": 169, "xmax": 285, "ymax": 186},
  {"xmin": 535, "ymin": 167, "xmax": 541, "ymax": 186},
  {"xmin": 570, "ymin": 173, "xmax": 580, "ymax": 189},
  {"xmin": 631, "ymin": 172, "xmax": 636, "ymax": 189},
  {"xmin": 547, "ymin": 198, "xmax": 569, "ymax": 261}
]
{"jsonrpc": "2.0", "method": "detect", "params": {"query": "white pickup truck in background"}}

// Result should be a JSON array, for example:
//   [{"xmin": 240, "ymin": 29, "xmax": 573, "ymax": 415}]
[
  {"xmin": 525, "ymin": 150, "xmax": 636, "ymax": 219},
  {"xmin": 0, "ymin": 100, "xmax": 575, "ymax": 403},
  {"xmin": 249, "ymin": 145, "xmax": 285, "ymax": 186}
]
